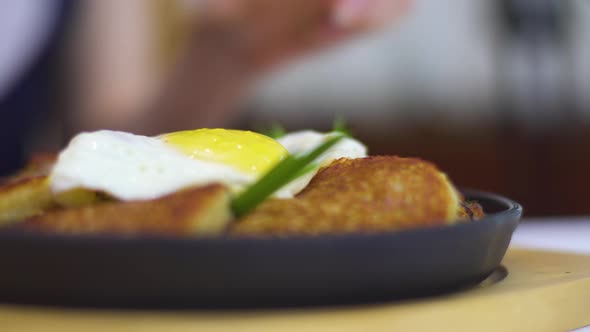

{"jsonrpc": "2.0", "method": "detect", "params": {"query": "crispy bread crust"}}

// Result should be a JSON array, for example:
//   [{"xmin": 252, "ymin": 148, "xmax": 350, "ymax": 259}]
[
  {"xmin": 21, "ymin": 184, "xmax": 232, "ymax": 237},
  {"xmin": 232, "ymin": 156, "xmax": 462, "ymax": 236},
  {"xmin": 458, "ymin": 201, "xmax": 485, "ymax": 220},
  {"xmin": 0, "ymin": 176, "xmax": 54, "ymax": 225},
  {"xmin": 2, "ymin": 154, "xmax": 482, "ymax": 237}
]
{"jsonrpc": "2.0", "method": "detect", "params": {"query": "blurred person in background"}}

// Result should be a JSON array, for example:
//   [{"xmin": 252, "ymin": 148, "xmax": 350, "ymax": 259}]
[
  {"xmin": 65, "ymin": 0, "xmax": 410, "ymax": 135},
  {"xmin": 0, "ymin": 0, "xmax": 410, "ymax": 176},
  {"xmin": 0, "ymin": 0, "xmax": 70, "ymax": 175}
]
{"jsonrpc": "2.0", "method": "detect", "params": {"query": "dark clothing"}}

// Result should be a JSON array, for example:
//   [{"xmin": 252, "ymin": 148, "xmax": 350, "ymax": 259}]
[{"xmin": 0, "ymin": 0, "xmax": 72, "ymax": 175}]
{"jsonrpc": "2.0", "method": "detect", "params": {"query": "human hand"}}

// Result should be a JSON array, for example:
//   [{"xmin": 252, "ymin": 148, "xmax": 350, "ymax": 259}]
[
  {"xmin": 197, "ymin": 0, "xmax": 411, "ymax": 70},
  {"xmin": 140, "ymin": 0, "xmax": 411, "ymax": 133}
]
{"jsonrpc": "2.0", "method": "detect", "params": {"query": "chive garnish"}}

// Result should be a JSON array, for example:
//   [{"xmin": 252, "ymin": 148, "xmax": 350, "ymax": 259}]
[
  {"xmin": 258, "ymin": 123, "xmax": 287, "ymax": 139},
  {"xmin": 332, "ymin": 117, "xmax": 352, "ymax": 137},
  {"xmin": 231, "ymin": 133, "xmax": 344, "ymax": 217}
]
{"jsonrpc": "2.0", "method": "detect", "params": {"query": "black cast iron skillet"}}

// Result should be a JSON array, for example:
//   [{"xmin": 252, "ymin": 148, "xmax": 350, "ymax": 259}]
[{"xmin": 0, "ymin": 190, "xmax": 521, "ymax": 308}]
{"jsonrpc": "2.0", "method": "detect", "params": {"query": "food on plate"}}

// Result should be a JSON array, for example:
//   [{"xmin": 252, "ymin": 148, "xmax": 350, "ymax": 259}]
[
  {"xmin": 232, "ymin": 156, "xmax": 463, "ymax": 236},
  {"xmin": 23, "ymin": 184, "xmax": 231, "ymax": 236},
  {"xmin": 49, "ymin": 129, "xmax": 272, "ymax": 201},
  {"xmin": 458, "ymin": 201, "xmax": 485, "ymax": 220},
  {"xmin": 49, "ymin": 129, "xmax": 364, "ymax": 201},
  {"xmin": 0, "ymin": 176, "xmax": 53, "ymax": 225},
  {"xmin": 0, "ymin": 127, "xmax": 484, "ymax": 237}
]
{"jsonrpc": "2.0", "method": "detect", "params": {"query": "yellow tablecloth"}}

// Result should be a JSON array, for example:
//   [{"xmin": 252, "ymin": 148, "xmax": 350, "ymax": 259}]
[{"xmin": 1, "ymin": 249, "xmax": 589, "ymax": 332}]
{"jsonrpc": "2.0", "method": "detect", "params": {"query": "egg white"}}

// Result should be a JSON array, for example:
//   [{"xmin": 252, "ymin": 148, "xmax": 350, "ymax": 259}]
[{"xmin": 50, "ymin": 130, "xmax": 253, "ymax": 201}]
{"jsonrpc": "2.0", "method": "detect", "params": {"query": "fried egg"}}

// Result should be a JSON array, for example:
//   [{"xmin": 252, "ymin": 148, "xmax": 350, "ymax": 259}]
[{"xmin": 49, "ymin": 129, "xmax": 367, "ymax": 202}]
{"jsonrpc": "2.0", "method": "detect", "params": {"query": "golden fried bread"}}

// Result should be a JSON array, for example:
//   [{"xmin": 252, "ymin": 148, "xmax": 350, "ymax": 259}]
[
  {"xmin": 21, "ymin": 184, "xmax": 232, "ymax": 237},
  {"xmin": 0, "ymin": 176, "xmax": 55, "ymax": 225},
  {"xmin": 231, "ymin": 156, "xmax": 462, "ymax": 236},
  {"xmin": 0, "ymin": 153, "xmax": 57, "ymax": 224},
  {"xmin": 458, "ymin": 201, "xmax": 485, "ymax": 220},
  {"xmin": 1, "ymin": 152, "xmax": 481, "ymax": 237}
]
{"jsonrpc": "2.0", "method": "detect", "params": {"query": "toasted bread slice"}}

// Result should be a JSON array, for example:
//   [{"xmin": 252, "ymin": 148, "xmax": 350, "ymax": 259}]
[
  {"xmin": 0, "ymin": 176, "xmax": 55, "ymax": 225},
  {"xmin": 232, "ymin": 156, "xmax": 463, "ymax": 236},
  {"xmin": 21, "ymin": 184, "xmax": 233, "ymax": 237}
]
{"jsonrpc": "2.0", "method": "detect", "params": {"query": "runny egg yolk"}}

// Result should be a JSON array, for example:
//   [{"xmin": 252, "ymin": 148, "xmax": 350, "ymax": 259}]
[{"xmin": 160, "ymin": 129, "xmax": 288, "ymax": 178}]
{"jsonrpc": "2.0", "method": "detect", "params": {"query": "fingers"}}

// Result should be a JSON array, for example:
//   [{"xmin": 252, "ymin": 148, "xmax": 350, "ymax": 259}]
[
  {"xmin": 332, "ymin": 0, "xmax": 412, "ymax": 30},
  {"xmin": 193, "ymin": 0, "xmax": 411, "ymax": 70}
]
